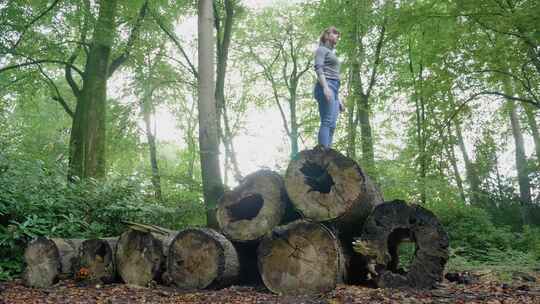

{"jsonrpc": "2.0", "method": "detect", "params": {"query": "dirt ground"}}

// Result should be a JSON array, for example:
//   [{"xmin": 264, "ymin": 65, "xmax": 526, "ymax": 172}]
[{"xmin": 1, "ymin": 273, "xmax": 539, "ymax": 304}]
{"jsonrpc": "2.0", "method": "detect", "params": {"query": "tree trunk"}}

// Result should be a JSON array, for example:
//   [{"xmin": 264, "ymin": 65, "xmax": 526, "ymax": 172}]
[
  {"xmin": 23, "ymin": 237, "xmax": 83, "ymax": 288},
  {"xmin": 166, "ymin": 228, "xmax": 239, "ymax": 289},
  {"xmin": 217, "ymin": 169, "xmax": 294, "ymax": 242},
  {"xmin": 284, "ymin": 147, "xmax": 383, "ymax": 230},
  {"xmin": 198, "ymin": 0, "xmax": 224, "ymax": 229},
  {"xmin": 68, "ymin": 0, "xmax": 117, "ymax": 180},
  {"xmin": 358, "ymin": 94, "xmax": 375, "ymax": 174},
  {"xmin": 289, "ymin": 88, "xmax": 299, "ymax": 157},
  {"xmin": 346, "ymin": 67, "xmax": 358, "ymax": 159},
  {"xmin": 141, "ymin": 93, "xmax": 162, "ymax": 201},
  {"xmin": 353, "ymin": 200, "xmax": 449, "ymax": 289},
  {"xmin": 523, "ymin": 103, "xmax": 540, "ymax": 168},
  {"xmin": 77, "ymin": 238, "xmax": 117, "ymax": 284},
  {"xmin": 115, "ymin": 228, "xmax": 175, "ymax": 286},
  {"xmin": 257, "ymin": 220, "xmax": 347, "ymax": 295},
  {"xmin": 454, "ymin": 122, "xmax": 482, "ymax": 204},
  {"xmin": 508, "ymin": 102, "xmax": 533, "ymax": 225}
]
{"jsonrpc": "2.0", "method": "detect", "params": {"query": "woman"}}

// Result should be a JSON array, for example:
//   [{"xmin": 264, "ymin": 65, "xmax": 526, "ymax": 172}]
[{"xmin": 313, "ymin": 26, "xmax": 343, "ymax": 149}]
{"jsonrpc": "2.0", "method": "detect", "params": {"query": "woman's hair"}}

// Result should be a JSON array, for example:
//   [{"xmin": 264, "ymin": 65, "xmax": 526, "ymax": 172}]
[{"xmin": 319, "ymin": 26, "xmax": 341, "ymax": 44}]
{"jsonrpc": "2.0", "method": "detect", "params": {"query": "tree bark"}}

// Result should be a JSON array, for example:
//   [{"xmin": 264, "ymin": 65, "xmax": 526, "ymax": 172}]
[
  {"xmin": 217, "ymin": 170, "xmax": 294, "ymax": 242},
  {"xmin": 198, "ymin": 0, "xmax": 224, "ymax": 229},
  {"xmin": 68, "ymin": 0, "xmax": 117, "ymax": 180},
  {"xmin": 23, "ymin": 237, "xmax": 83, "ymax": 288},
  {"xmin": 115, "ymin": 228, "xmax": 175, "ymax": 286},
  {"xmin": 257, "ymin": 220, "xmax": 347, "ymax": 295},
  {"xmin": 353, "ymin": 200, "xmax": 449, "ymax": 289},
  {"xmin": 166, "ymin": 228, "xmax": 239, "ymax": 289},
  {"xmin": 284, "ymin": 147, "xmax": 383, "ymax": 232}
]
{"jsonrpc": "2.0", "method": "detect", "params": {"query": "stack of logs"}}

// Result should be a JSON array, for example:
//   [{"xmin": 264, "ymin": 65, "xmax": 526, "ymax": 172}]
[{"xmin": 23, "ymin": 147, "xmax": 449, "ymax": 294}]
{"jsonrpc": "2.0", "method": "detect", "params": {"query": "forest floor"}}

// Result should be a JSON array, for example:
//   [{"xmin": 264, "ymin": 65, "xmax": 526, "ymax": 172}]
[{"xmin": 1, "ymin": 270, "xmax": 539, "ymax": 304}]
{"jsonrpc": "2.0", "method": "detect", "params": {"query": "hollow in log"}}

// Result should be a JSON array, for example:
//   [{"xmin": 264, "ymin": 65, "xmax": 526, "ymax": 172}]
[
  {"xmin": 353, "ymin": 200, "xmax": 449, "ymax": 289},
  {"xmin": 217, "ymin": 169, "xmax": 292, "ymax": 242},
  {"xmin": 167, "ymin": 228, "xmax": 239, "ymax": 289},
  {"xmin": 115, "ymin": 229, "xmax": 166, "ymax": 286},
  {"xmin": 76, "ymin": 238, "xmax": 117, "ymax": 284},
  {"xmin": 257, "ymin": 220, "xmax": 347, "ymax": 295},
  {"xmin": 23, "ymin": 237, "xmax": 83, "ymax": 288},
  {"xmin": 284, "ymin": 147, "xmax": 383, "ymax": 230}
]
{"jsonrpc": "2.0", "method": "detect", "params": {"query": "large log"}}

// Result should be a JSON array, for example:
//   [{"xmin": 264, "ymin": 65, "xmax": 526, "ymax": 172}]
[
  {"xmin": 115, "ymin": 228, "xmax": 175, "ymax": 286},
  {"xmin": 23, "ymin": 237, "xmax": 83, "ymax": 288},
  {"xmin": 257, "ymin": 220, "xmax": 347, "ymax": 295},
  {"xmin": 76, "ymin": 238, "xmax": 117, "ymax": 284},
  {"xmin": 166, "ymin": 228, "xmax": 239, "ymax": 289},
  {"xmin": 353, "ymin": 200, "xmax": 449, "ymax": 289},
  {"xmin": 284, "ymin": 147, "xmax": 383, "ymax": 232},
  {"xmin": 217, "ymin": 169, "xmax": 293, "ymax": 242}
]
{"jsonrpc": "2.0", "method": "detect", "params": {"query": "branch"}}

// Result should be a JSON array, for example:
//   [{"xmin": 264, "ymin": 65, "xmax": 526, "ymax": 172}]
[
  {"xmin": 108, "ymin": 0, "xmax": 149, "ymax": 78},
  {"xmin": 0, "ymin": 59, "xmax": 84, "ymax": 76},
  {"xmin": 151, "ymin": 9, "xmax": 198, "ymax": 78},
  {"xmin": 65, "ymin": 53, "xmax": 81, "ymax": 98},
  {"xmin": 36, "ymin": 63, "xmax": 74, "ymax": 118},
  {"xmin": 11, "ymin": 0, "xmax": 61, "ymax": 49},
  {"xmin": 365, "ymin": 24, "xmax": 386, "ymax": 98}
]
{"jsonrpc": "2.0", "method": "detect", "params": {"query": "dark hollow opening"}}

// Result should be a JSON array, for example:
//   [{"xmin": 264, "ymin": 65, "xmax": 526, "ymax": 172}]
[
  {"xmin": 387, "ymin": 228, "xmax": 415, "ymax": 273},
  {"xmin": 300, "ymin": 161, "xmax": 335, "ymax": 194},
  {"xmin": 227, "ymin": 194, "xmax": 264, "ymax": 222},
  {"xmin": 95, "ymin": 242, "xmax": 108, "ymax": 259}
]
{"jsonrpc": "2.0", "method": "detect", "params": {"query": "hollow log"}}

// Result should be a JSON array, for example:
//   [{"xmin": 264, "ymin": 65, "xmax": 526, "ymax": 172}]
[
  {"xmin": 284, "ymin": 147, "xmax": 383, "ymax": 231},
  {"xmin": 23, "ymin": 237, "xmax": 83, "ymax": 288},
  {"xmin": 257, "ymin": 220, "xmax": 347, "ymax": 295},
  {"xmin": 217, "ymin": 169, "xmax": 294, "ymax": 242},
  {"xmin": 76, "ymin": 238, "xmax": 117, "ymax": 284},
  {"xmin": 166, "ymin": 228, "xmax": 239, "ymax": 289},
  {"xmin": 353, "ymin": 200, "xmax": 449, "ymax": 289},
  {"xmin": 115, "ymin": 228, "xmax": 175, "ymax": 286}
]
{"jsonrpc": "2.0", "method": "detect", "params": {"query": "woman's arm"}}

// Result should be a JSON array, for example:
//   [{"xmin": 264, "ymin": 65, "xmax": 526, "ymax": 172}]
[{"xmin": 314, "ymin": 47, "xmax": 333, "ymax": 103}]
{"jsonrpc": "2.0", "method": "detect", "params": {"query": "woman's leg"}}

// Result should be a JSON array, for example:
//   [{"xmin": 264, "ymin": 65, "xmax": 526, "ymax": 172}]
[
  {"xmin": 315, "ymin": 84, "xmax": 332, "ymax": 147},
  {"xmin": 327, "ymin": 81, "xmax": 340, "ymax": 146}
]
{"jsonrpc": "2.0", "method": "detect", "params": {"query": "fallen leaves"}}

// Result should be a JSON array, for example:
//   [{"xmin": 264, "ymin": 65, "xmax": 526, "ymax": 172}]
[{"xmin": 0, "ymin": 279, "xmax": 539, "ymax": 303}]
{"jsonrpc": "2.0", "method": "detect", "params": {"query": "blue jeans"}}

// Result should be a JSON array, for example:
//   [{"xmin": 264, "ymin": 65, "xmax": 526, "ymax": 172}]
[{"xmin": 314, "ymin": 79, "xmax": 340, "ymax": 148}]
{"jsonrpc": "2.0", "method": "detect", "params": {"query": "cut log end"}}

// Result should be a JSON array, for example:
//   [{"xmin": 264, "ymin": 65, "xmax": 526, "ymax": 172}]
[
  {"xmin": 77, "ymin": 238, "xmax": 116, "ymax": 284},
  {"xmin": 285, "ymin": 147, "xmax": 383, "ymax": 223},
  {"xmin": 23, "ymin": 237, "xmax": 60, "ymax": 288},
  {"xmin": 115, "ymin": 229, "xmax": 164, "ymax": 286},
  {"xmin": 217, "ymin": 169, "xmax": 288, "ymax": 242},
  {"xmin": 354, "ymin": 200, "xmax": 449, "ymax": 289},
  {"xmin": 167, "ymin": 228, "xmax": 239, "ymax": 289},
  {"xmin": 258, "ymin": 220, "xmax": 346, "ymax": 295}
]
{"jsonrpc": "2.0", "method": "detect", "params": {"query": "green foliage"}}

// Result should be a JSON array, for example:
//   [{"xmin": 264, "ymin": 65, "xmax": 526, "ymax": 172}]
[{"xmin": 0, "ymin": 154, "xmax": 205, "ymax": 280}]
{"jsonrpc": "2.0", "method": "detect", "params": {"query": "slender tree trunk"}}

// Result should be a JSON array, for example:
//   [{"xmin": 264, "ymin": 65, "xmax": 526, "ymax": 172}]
[
  {"xmin": 508, "ymin": 101, "xmax": 533, "ymax": 225},
  {"xmin": 68, "ymin": 0, "xmax": 117, "ymax": 181},
  {"xmin": 440, "ymin": 126, "xmax": 466, "ymax": 203},
  {"xmin": 198, "ymin": 0, "xmax": 224, "ymax": 229},
  {"xmin": 141, "ymin": 93, "xmax": 162, "ymax": 201},
  {"xmin": 346, "ymin": 64, "xmax": 358, "ymax": 159},
  {"xmin": 454, "ymin": 122, "xmax": 482, "ymax": 204},
  {"xmin": 358, "ymin": 93, "xmax": 374, "ymax": 173},
  {"xmin": 523, "ymin": 103, "xmax": 540, "ymax": 168},
  {"xmin": 289, "ymin": 84, "xmax": 299, "ymax": 157}
]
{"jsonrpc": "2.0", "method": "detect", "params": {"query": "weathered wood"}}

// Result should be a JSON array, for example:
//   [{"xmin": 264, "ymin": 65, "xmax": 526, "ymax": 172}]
[
  {"xmin": 217, "ymin": 169, "xmax": 292, "ymax": 242},
  {"xmin": 23, "ymin": 237, "xmax": 83, "ymax": 288},
  {"xmin": 257, "ymin": 220, "xmax": 347, "ymax": 295},
  {"xmin": 115, "ymin": 228, "xmax": 175, "ymax": 286},
  {"xmin": 353, "ymin": 200, "xmax": 449, "ymax": 289},
  {"xmin": 76, "ymin": 238, "xmax": 117, "ymax": 284},
  {"xmin": 284, "ymin": 147, "xmax": 383, "ymax": 230},
  {"xmin": 167, "ymin": 228, "xmax": 239, "ymax": 289}
]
